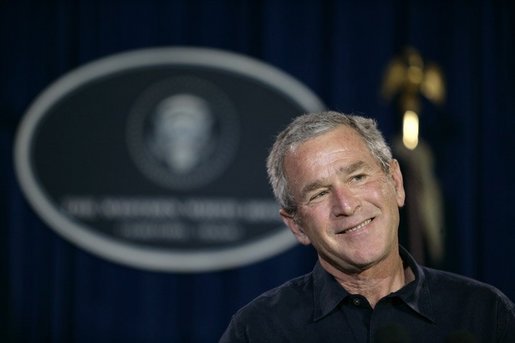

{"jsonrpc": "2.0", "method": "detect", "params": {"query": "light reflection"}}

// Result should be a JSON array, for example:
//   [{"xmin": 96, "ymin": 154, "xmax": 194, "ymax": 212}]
[{"xmin": 402, "ymin": 110, "xmax": 419, "ymax": 150}]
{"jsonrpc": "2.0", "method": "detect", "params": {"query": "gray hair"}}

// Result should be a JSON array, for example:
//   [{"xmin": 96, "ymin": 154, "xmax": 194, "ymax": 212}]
[{"xmin": 266, "ymin": 111, "xmax": 393, "ymax": 213}]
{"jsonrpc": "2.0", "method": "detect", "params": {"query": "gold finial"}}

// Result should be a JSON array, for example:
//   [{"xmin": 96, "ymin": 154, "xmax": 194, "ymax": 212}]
[{"xmin": 381, "ymin": 47, "xmax": 445, "ymax": 150}]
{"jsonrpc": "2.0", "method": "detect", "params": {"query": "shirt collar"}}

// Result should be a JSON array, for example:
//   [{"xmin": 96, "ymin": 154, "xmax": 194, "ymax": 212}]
[
  {"xmin": 395, "ymin": 246, "xmax": 436, "ymax": 323},
  {"xmin": 312, "ymin": 261, "xmax": 350, "ymax": 321},
  {"xmin": 311, "ymin": 246, "xmax": 436, "ymax": 323}
]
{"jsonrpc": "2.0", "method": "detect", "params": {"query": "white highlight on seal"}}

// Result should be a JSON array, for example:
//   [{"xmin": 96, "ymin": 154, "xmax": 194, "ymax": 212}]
[{"xmin": 150, "ymin": 94, "xmax": 213, "ymax": 173}]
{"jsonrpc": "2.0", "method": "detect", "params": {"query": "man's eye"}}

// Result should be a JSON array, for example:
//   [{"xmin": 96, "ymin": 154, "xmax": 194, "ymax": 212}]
[
  {"xmin": 309, "ymin": 190, "xmax": 328, "ymax": 201},
  {"xmin": 351, "ymin": 174, "xmax": 367, "ymax": 182}
]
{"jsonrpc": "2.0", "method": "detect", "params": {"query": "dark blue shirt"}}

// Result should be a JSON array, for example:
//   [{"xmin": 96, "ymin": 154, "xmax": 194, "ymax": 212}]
[{"xmin": 220, "ymin": 247, "xmax": 515, "ymax": 342}]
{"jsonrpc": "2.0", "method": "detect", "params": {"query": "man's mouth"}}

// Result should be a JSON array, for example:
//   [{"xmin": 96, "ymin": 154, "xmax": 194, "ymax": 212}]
[{"xmin": 341, "ymin": 218, "xmax": 373, "ymax": 234}]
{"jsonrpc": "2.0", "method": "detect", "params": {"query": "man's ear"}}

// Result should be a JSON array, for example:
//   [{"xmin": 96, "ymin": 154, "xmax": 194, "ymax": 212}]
[
  {"xmin": 390, "ymin": 159, "xmax": 406, "ymax": 207},
  {"xmin": 280, "ymin": 208, "xmax": 311, "ymax": 246}
]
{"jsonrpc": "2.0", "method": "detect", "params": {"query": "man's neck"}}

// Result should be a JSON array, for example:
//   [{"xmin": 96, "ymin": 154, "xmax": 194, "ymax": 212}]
[{"xmin": 321, "ymin": 252, "xmax": 413, "ymax": 308}]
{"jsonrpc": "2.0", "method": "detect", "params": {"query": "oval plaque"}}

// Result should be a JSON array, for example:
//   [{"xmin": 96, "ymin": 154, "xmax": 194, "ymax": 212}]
[{"xmin": 14, "ymin": 47, "xmax": 324, "ymax": 272}]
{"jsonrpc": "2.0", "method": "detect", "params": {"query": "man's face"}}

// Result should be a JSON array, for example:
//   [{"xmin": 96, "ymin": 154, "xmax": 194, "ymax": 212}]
[{"xmin": 280, "ymin": 125, "xmax": 405, "ymax": 274}]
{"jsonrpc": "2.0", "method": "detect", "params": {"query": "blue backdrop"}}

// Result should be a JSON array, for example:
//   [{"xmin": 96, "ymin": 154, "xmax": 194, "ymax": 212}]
[{"xmin": 1, "ymin": 1, "xmax": 514, "ymax": 341}]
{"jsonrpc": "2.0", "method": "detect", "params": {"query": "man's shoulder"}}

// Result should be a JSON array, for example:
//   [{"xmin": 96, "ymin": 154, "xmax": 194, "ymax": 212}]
[
  {"xmin": 424, "ymin": 266, "xmax": 501, "ymax": 292},
  {"xmin": 422, "ymin": 266, "xmax": 513, "ymax": 308},
  {"xmin": 220, "ymin": 271, "xmax": 317, "ymax": 342},
  {"xmin": 234, "ymin": 271, "xmax": 314, "ymax": 319}
]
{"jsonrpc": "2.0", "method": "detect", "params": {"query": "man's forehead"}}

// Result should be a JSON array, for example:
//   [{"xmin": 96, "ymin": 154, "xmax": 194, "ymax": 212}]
[{"xmin": 283, "ymin": 126, "xmax": 384, "ymax": 184}]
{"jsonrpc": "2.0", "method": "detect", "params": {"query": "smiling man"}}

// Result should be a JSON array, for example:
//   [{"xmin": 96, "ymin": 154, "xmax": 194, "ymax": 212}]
[{"xmin": 220, "ymin": 111, "xmax": 515, "ymax": 342}]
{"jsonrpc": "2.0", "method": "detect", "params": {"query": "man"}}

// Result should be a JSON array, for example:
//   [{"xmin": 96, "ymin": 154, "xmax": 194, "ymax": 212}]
[{"xmin": 220, "ymin": 111, "xmax": 515, "ymax": 342}]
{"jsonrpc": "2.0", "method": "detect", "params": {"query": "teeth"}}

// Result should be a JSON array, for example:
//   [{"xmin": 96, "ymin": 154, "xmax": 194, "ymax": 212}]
[{"xmin": 344, "ymin": 219, "xmax": 371, "ymax": 233}]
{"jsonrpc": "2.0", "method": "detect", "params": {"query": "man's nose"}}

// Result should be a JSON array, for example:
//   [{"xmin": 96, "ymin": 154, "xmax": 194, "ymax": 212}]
[{"xmin": 331, "ymin": 186, "xmax": 360, "ymax": 217}]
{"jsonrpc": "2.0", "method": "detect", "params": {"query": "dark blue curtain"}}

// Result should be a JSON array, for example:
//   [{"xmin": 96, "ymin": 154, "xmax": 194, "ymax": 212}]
[{"xmin": 1, "ymin": 1, "xmax": 514, "ymax": 341}]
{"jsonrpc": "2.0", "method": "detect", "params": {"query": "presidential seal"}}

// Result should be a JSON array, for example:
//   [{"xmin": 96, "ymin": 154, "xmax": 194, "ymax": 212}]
[{"xmin": 127, "ymin": 76, "xmax": 239, "ymax": 190}]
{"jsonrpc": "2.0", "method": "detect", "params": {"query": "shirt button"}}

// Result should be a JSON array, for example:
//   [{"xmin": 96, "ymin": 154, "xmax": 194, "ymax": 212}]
[{"xmin": 352, "ymin": 298, "xmax": 361, "ymax": 306}]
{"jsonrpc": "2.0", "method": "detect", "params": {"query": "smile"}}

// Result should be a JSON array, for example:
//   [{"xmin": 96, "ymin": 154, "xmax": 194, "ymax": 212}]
[{"xmin": 341, "ymin": 218, "xmax": 372, "ymax": 234}]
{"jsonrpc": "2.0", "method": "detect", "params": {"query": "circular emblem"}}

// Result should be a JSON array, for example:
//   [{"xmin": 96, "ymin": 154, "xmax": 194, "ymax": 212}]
[
  {"xmin": 14, "ymin": 47, "xmax": 324, "ymax": 272},
  {"xmin": 127, "ymin": 76, "xmax": 239, "ymax": 190}
]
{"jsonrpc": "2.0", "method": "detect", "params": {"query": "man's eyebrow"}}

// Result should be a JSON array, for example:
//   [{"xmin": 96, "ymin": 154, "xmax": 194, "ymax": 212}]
[
  {"xmin": 299, "ymin": 161, "xmax": 367, "ymax": 198},
  {"xmin": 339, "ymin": 160, "xmax": 367, "ymax": 175},
  {"xmin": 300, "ymin": 180, "xmax": 327, "ymax": 199}
]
